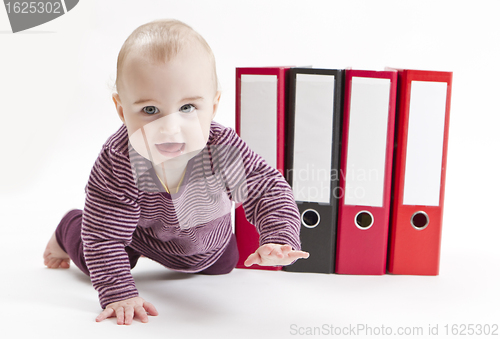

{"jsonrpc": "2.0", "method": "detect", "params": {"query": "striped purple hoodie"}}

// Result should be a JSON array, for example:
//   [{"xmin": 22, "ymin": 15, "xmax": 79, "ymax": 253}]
[{"xmin": 81, "ymin": 121, "xmax": 301, "ymax": 308}]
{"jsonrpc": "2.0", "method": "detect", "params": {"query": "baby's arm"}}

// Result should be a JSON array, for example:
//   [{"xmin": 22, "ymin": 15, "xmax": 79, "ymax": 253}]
[
  {"xmin": 83, "ymin": 146, "xmax": 154, "ymax": 324},
  {"xmin": 218, "ymin": 127, "xmax": 307, "ymax": 263}
]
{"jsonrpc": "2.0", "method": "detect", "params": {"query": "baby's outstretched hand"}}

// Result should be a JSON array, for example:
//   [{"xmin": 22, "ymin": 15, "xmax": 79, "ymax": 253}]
[
  {"xmin": 244, "ymin": 244, "xmax": 309, "ymax": 267},
  {"xmin": 96, "ymin": 296, "xmax": 159, "ymax": 325}
]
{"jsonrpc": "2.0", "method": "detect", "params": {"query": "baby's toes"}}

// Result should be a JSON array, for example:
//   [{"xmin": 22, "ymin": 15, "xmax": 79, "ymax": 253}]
[
  {"xmin": 46, "ymin": 257, "xmax": 60, "ymax": 268},
  {"xmin": 46, "ymin": 257, "xmax": 70, "ymax": 269},
  {"xmin": 59, "ymin": 259, "xmax": 70, "ymax": 269}
]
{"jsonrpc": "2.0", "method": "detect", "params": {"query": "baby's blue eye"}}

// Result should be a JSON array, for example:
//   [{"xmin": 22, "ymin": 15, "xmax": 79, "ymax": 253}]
[
  {"xmin": 180, "ymin": 104, "xmax": 196, "ymax": 113},
  {"xmin": 143, "ymin": 106, "xmax": 159, "ymax": 115}
]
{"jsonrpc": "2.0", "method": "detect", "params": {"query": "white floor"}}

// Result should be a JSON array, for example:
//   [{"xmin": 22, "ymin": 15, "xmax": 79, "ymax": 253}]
[
  {"xmin": 2, "ymin": 1, "xmax": 500, "ymax": 337},
  {"xmin": 1, "ymin": 194, "xmax": 498, "ymax": 339}
]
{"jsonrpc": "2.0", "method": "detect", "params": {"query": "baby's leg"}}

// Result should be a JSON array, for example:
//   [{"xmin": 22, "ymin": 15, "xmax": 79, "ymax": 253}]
[
  {"xmin": 199, "ymin": 234, "xmax": 239, "ymax": 275},
  {"xmin": 44, "ymin": 209, "xmax": 143, "ymax": 274},
  {"xmin": 43, "ymin": 209, "xmax": 88, "ymax": 273},
  {"xmin": 44, "ymin": 231, "xmax": 70, "ymax": 269}
]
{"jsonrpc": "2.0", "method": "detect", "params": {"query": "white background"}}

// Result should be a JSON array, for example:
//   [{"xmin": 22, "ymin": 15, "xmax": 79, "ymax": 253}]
[{"xmin": 1, "ymin": 1, "xmax": 499, "ymax": 338}]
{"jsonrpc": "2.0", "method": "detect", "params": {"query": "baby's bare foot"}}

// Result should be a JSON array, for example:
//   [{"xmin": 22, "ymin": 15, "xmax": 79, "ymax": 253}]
[{"xmin": 43, "ymin": 232, "xmax": 70, "ymax": 269}]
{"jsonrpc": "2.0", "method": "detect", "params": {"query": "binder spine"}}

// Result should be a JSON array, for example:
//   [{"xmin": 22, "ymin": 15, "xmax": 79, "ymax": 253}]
[
  {"xmin": 284, "ymin": 68, "xmax": 344, "ymax": 274},
  {"xmin": 388, "ymin": 69, "xmax": 452, "ymax": 275},
  {"xmin": 335, "ymin": 69, "xmax": 397, "ymax": 275},
  {"xmin": 234, "ymin": 67, "xmax": 290, "ymax": 271}
]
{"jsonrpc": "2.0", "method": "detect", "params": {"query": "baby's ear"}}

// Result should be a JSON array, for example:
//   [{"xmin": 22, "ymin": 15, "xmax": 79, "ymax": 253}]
[
  {"xmin": 212, "ymin": 91, "xmax": 222, "ymax": 120},
  {"xmin": 112, "ymin": 93, "xmax": 125, "ymax": 124}
]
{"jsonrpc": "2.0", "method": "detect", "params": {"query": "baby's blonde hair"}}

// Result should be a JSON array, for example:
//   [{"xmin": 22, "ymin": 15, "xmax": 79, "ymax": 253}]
[{"xmin": 115, "ymin": 19, "xmax": 218, "ymax": 93}]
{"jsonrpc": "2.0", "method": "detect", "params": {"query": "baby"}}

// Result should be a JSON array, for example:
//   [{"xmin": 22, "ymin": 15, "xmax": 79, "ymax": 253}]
[{"xmin": 43, "ymin": 19, "xmax": 309, "ymax": 325}]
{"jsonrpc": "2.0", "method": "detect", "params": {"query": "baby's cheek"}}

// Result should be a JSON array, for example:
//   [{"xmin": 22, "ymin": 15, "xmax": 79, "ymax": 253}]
[
  {"xmin": 128, "ymin": 130, "xmax": 154, "ymax": 161},
  {"xmin": 185, "ymin": 119, "xmax": 211, "ymax": 150}
]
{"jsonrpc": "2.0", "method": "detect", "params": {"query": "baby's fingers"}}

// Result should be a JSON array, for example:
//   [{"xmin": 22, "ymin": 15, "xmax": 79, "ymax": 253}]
[
  {"xmin": 134, "ymin": 306, "xmax": 149, "ymax": 323},
  {"xmin": 115, "ymin": 307, "xmax": 125, "ymax": 325},
  {"xmin": 260, "ymin": 244, "xmax": 275, "ymax": 256},
  {"xmin": 244, "ymin": 252, "xmax": 262, "ymax": 267},
  {"xmin": 96, "ymin": 307, "xmax": 115, "ymax": 322},
  {"xmin": 124, "ymin": 306, "xmax": 135, "ymax": 325},
  {"xmin": 288, "ymin": 250, "xmax": 310, "ymax": 260},
  {"xmin": 263, "ymin": 244, "xmax": 287, "ymax": 259},
  {"xmin": 280, "ymin": 245, "xmax": 293, "ymax": 256},
  {"xmin": 143, "ymin": 301, "xmax": 159, "ymax": 316}
]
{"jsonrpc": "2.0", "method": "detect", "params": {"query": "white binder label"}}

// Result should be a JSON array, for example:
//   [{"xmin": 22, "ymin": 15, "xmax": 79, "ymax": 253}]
[
  {"xmin": 240, "ymin": 74, "xmax": 278, "ymax": 169},
  {"xmin": 292, "ymin": 73, "xmax": 335, "ymax": 204},
  {"xmin": 403, "ymin": 81, "xmax": 448, "ymax": 206},
  {"xmin": 345, "ymin": 77, "xmax": 391, "ymax": 207}
]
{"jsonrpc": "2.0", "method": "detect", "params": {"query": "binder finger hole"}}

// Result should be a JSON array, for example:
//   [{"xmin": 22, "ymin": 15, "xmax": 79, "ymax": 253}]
[
  {"xmin": 411, "ymin": 211, "xmax": 429, "ymax": 230},
  {"xmin": 301, "ymin": 209, "xmax": 320, "ymax": 228},
  {"xmin": 355, "ymin": 211, "xmax": 373, "ymax": 229}
]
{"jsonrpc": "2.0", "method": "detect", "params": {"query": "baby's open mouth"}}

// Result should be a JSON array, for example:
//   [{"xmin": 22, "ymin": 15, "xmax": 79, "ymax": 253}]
[{"xmin": 155, "ymin": 142, "xmax": 185, "ymax": 155}]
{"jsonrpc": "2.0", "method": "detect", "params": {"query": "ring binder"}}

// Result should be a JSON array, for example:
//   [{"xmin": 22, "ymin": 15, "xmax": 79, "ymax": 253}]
[
  {"xmin": 283, "ymin": 68, "xmax": 344, "ymax": 274},
  {"xmin": 235, "ymin": 66, "xmax": 291, "ymax": 270},
  {"xmin": 387, "ymin": 68, "xmax": 453, "ymax": 275},
  {"xmin": 335, "ymin": 69, "xmax": 398, "ymax": 275}
]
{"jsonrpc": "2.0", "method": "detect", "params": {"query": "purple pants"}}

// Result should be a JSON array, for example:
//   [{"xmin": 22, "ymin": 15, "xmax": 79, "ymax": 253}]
[{"xmin": 55, "ymin": 209, "xmax": 239, "ymax": 276}]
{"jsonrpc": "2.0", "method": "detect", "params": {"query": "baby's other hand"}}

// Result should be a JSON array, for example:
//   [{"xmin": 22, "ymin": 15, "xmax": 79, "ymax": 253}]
[
  {"xmin": 244, "ymin": 243, "xmax": 309, "ymax": 267},
  {"xmin": 96, "ymin": 296, "xmax": 159, "ymax": 325}
]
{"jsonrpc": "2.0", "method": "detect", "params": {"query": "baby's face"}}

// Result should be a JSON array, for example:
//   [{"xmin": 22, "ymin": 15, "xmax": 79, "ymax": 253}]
[{"xmin": 113, "ymin": 43, "xmax": 219, "ymax": 167}]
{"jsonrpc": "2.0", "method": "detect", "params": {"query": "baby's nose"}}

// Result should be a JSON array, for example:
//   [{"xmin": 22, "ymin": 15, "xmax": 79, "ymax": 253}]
[{"xmin": 158, "ymin": 113, "xmax": 182, "ymax": 135}]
